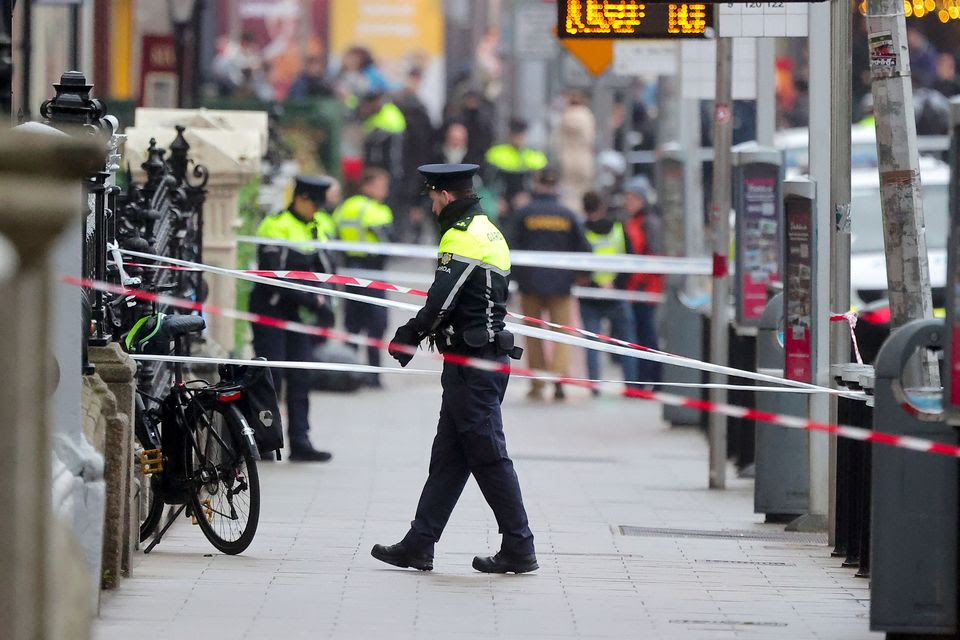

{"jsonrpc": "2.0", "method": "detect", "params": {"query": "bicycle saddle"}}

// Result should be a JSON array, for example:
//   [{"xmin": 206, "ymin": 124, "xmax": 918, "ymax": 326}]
[{"xmin": 124, "ymin": 313, "xmax": 206, "ymax": 354}]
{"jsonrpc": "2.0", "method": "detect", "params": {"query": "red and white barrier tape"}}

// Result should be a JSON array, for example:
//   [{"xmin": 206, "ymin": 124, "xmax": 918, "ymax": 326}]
[
  {"xmin": 66, "ymin": 275, "xmax": 960, "ymax": 460},
  {"xmin": 235, "ymin": 235, "xmax": 714, "ymax": 276},
  {"xmin": 116, "ymin": 248, "xmax": 862, "ymax": 399},
  {"xmin": 129, "ymin": 353, "xmax": 851, "ymax": 395},
  {"xmin": 830, "ymin": 311, "xmax": 864, "ymax": 365}
]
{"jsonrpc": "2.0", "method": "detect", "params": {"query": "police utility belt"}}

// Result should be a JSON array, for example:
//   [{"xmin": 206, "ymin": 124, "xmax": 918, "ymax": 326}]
[{"xmin": 434, "ymin": 326, "xmax": 524, "ymax": 360}]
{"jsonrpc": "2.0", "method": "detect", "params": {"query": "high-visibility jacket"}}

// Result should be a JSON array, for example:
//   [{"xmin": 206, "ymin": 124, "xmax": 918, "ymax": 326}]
[
  {"xmin": 585, "ymin": 221, "xmax": 626, "ymax": 287},
  {"xmin": 484, "ymin": 144, "xmax": 548, "ymax": 173},
  {"xmin": 249, "ymin": 209, "xmax": 333, "ymax": 318},
  {"xmin": 398, "ymin": 197, "xmax": 511, "ymax": 351},
  {"xmin": 333, "ymin": 194, "xmax": 394, "ymax": 267},
  {"xmin": 363, "ymin": 102, "xmax": 407, "ymax": 134},
  {"xmin": 484, "ymin": 143, "xmax": 548, "ymax": 201}
]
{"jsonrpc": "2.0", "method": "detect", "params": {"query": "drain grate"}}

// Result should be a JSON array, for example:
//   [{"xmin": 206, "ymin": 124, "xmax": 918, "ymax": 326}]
[
  {"xmin": 669, "ymin": 619, "xmax": 788, "ymax": 628},
  {"xmin": 617, "ymin": 525, "xmax": 827, "ymax": 545},
  {"xmin": 695, "ymin": 559, "xmax": 793, "ymax": 566},
  {"xmin": 512, "ymin": 453, "xmax": 617, "ymax": 463}
]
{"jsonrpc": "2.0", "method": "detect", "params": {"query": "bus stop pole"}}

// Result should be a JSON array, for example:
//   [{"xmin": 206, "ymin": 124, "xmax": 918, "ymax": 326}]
[
  {"xmin": 865, "ymin": 0, "xmax": 936, "ymax": 379},
  {"xmin": 828, "ymin": 0, "xmax": 853, "ymax": 546},
  {"xmin": 708, "ymin": 36, "xmax": 734, "ymax": 490}
]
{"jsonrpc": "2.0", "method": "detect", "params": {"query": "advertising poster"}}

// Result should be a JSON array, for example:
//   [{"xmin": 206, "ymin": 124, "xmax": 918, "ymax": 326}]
[
  {"xmin": 784, "ymin": 199, "xmax": 813, "ymax": 383},
  {"xmin": 736, "ymin": 170, "xmax": 781, "ymax": 325}
]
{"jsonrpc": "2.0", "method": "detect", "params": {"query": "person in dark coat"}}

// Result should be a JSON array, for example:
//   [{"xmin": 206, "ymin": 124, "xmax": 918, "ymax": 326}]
[
  {"xmin": 506, "ymin": 168, "xmax": 592, "ymax": 401},
  {"xmin": 394, "ymin": 67, "xmax": 436, "ymax": 242}
]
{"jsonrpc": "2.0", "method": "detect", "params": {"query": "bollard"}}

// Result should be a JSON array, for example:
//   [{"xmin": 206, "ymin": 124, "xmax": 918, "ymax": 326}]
[
  {"xmin": 754, "ymin": 293, "xmax": 808, "ymax": 520},
  {"xmin": 870, "ymin": 318, "xmax": 955, "ymax": 636},
  {"xmin": 831, "ymin": 363, "xmax": 874, "ymax": 574}
]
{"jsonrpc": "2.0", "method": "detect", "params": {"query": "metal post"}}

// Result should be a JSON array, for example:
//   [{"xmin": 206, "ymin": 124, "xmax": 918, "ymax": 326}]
[
  {"xmin": 708, "ymin": 36, "xmax": 734, "ymax": 489},
  {"xmin": 755, "ymin": 38, "xmax": 776, "ymax": 147},
  {"xmin": 793, "ymin": 0, "xmax": 832, "ymax": 531},
  {"xmin": 866, "ymin": 0, "xmax": 936, "ymax": 379},
  {"xmin": 828, "ymin": 0, "xmax": 853, "ymax": 546}
]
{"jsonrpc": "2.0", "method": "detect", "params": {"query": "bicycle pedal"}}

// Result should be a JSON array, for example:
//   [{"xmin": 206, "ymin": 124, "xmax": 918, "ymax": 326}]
[
  {"xmin": 139, "ymin": 449, "xmax": 164, "ymax": 475},
  {"xmin": 191, "ymin": 499, "xmax": 213, "ymax": 525}
]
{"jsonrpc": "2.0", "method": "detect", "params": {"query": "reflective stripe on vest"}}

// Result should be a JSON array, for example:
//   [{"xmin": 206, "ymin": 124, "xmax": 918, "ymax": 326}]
[{"xmin": 584, "ymin": 222, "xmax": 626, "ymax": 287}]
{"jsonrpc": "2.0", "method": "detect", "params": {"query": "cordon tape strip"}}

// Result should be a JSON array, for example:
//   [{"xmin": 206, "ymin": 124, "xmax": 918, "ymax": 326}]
[
  {"xmin": 129, "ymin": 353, "xmax": 849, "ymax": 395},
  {"xmin": 235, "ymin": 236, "xmax": 713, "ymax": 275},
  {"xmin": 115, "ymin": 248, "xmax": 865, "ymax": 400},
  {"xmin": 65, "ymin": 274, "xmax": 960, "ymax": 459}
]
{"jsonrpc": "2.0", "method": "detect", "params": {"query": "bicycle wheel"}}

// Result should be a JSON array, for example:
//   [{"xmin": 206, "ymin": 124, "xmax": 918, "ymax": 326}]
[{"xmin": 186, "ymin": 401, "xmax": 260, "ymax": 554}]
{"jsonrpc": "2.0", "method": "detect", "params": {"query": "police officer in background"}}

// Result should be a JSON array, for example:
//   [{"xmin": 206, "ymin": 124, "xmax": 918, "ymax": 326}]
[
  {"xmin": 333, "ymin": 168, "xmax": 394, "ymax": 387},
  {"xmin": 250, "ymin": 176, "xmax": 335, "ymax": 462},
  {"xmin": 371, "ymin": 163, "xmax": 537, "ymax": 574}
]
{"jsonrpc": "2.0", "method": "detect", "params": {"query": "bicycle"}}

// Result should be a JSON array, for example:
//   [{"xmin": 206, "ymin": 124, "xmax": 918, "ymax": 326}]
[{"xmin": 129, "ymin": 313, "xmax": 264, "ymax": 555}]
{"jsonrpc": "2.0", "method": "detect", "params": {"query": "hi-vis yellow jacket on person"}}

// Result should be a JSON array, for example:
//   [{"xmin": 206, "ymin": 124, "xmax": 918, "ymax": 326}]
[
  {"xmin": 484, "ymin": 144, "xmax": 548, "ymax": 174},
  {"xmin": 333, "ymin": 194, "xmax": 393, "ymax": 258},
  {"xmin": 363, "ymin": 102, "xmax": 407, "ymax": 134},
  {"xmin": 585, "ymin": 222, "xmax": 626, "ymax": 287}
]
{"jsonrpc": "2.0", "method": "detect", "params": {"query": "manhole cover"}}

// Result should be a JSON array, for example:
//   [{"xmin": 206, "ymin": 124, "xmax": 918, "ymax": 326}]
[
  {"xmin": 669, "ymin": 619, "xmax": 788, "ymax": 628},
  {"xmin": 616, "ymin": 525, "xmax": 827, "ymax": 545},
  {"xmin": 696, "ymin": 559, "xmax": 793, "ymax": 566}
]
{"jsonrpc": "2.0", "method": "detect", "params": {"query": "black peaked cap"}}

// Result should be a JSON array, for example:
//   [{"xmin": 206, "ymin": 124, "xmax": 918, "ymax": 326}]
[{"xmin": 418, "ymin": 163, "xmax": 479, "ymax": 192}]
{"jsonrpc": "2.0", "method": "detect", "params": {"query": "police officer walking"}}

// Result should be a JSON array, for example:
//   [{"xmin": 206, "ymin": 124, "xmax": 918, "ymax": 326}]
[
  {"xmin": 249, "ymin": 176, "xmax": 335, "ymax": 462},
  {"xmin": 371, "ymin": 164, "xmax": 537, "ymax": 574}
]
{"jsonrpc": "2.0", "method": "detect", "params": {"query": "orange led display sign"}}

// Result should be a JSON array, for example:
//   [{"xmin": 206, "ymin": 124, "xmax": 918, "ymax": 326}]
[{"xmin": 559, "ymin": 0, "xmax": 714, "ymax": 39}]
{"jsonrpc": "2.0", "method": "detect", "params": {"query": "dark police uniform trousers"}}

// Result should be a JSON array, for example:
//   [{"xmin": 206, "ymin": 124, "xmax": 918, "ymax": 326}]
[{"xmin": 402, "ymin": 344, "xmax": 534, "ymax": 557}]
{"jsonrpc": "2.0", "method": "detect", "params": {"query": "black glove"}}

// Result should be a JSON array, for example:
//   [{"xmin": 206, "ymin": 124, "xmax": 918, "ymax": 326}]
[{"xmin": 389, "ymin": 323, "xmax": 420, "ymax": 367}]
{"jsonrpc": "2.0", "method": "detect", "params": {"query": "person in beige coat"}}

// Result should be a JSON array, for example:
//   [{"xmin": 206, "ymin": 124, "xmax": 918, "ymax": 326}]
[{"xmin": 557, "ymin": 90, "xmax": 597, "ymax": 212}]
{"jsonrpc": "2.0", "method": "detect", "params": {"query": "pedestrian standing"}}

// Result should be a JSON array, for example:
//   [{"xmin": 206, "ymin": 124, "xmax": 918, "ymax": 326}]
[
  {"xmin": 394, "ymin": 67, "xmax": 436, "ymax": 243},
  {"xmin": 372, "ymin": 163, "xmax": 537, "ymax": 574},
  {"xmin": 484, "ymin": 118, "xmax": 548, "ymax": 214},
  {"xmin": 507, "ymin": 168, "xmax": 592, "ymax": 401},
  {"xmin": 622, "ymin": 176, "xmax": 664, "ymax": 385},
  {"xmin": 332, "ymin": 168, "xmax": 394, "ymax": 388},
  {"xmin": 249, "ymin": 176, "xmax": 335, "ymax": 462},
  {"xmin": 557, "ymin": 90, "xmax": 596, "ymax": 212},
  {"xmin": 579, "ymin": 191, "xmax": 639, "ymax": 393}
]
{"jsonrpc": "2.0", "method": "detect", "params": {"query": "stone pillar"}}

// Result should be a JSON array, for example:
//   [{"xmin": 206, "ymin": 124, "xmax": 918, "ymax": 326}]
[
  {"xmin": 0, "ymin": 129, "xmax": 103, "ymax": 640},
  {"xmin": 124, "ymin": 118, "xmax": 263, "ymax": 352},
  {"xmin": 88, "ymin": 343, "xmax": 137, "ymax": 586}
]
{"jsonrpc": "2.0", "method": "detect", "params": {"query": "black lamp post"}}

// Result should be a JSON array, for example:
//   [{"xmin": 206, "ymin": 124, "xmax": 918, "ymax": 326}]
[{"xmin": 168, "ymin": 0, "xmax": 199, "ymax": 108}]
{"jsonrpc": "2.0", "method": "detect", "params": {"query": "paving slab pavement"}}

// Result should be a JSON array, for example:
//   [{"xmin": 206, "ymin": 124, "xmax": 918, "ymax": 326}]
[{"xmin": 93, "ymin": 363, "xmax": 877, "ymax": 640}]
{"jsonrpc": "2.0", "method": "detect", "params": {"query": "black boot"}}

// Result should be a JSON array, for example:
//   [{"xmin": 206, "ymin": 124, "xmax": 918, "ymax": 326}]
[
  {"xmin": 288, "ymin": 447, "xmax": 332, "ymax": 462},
  {"xmin": 371, "ymin": 542, "xmax": 433, "ymax": 571},
  {"xmin": 472, "ymin": 551, "xmax": 538, "ymax": 574}
]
